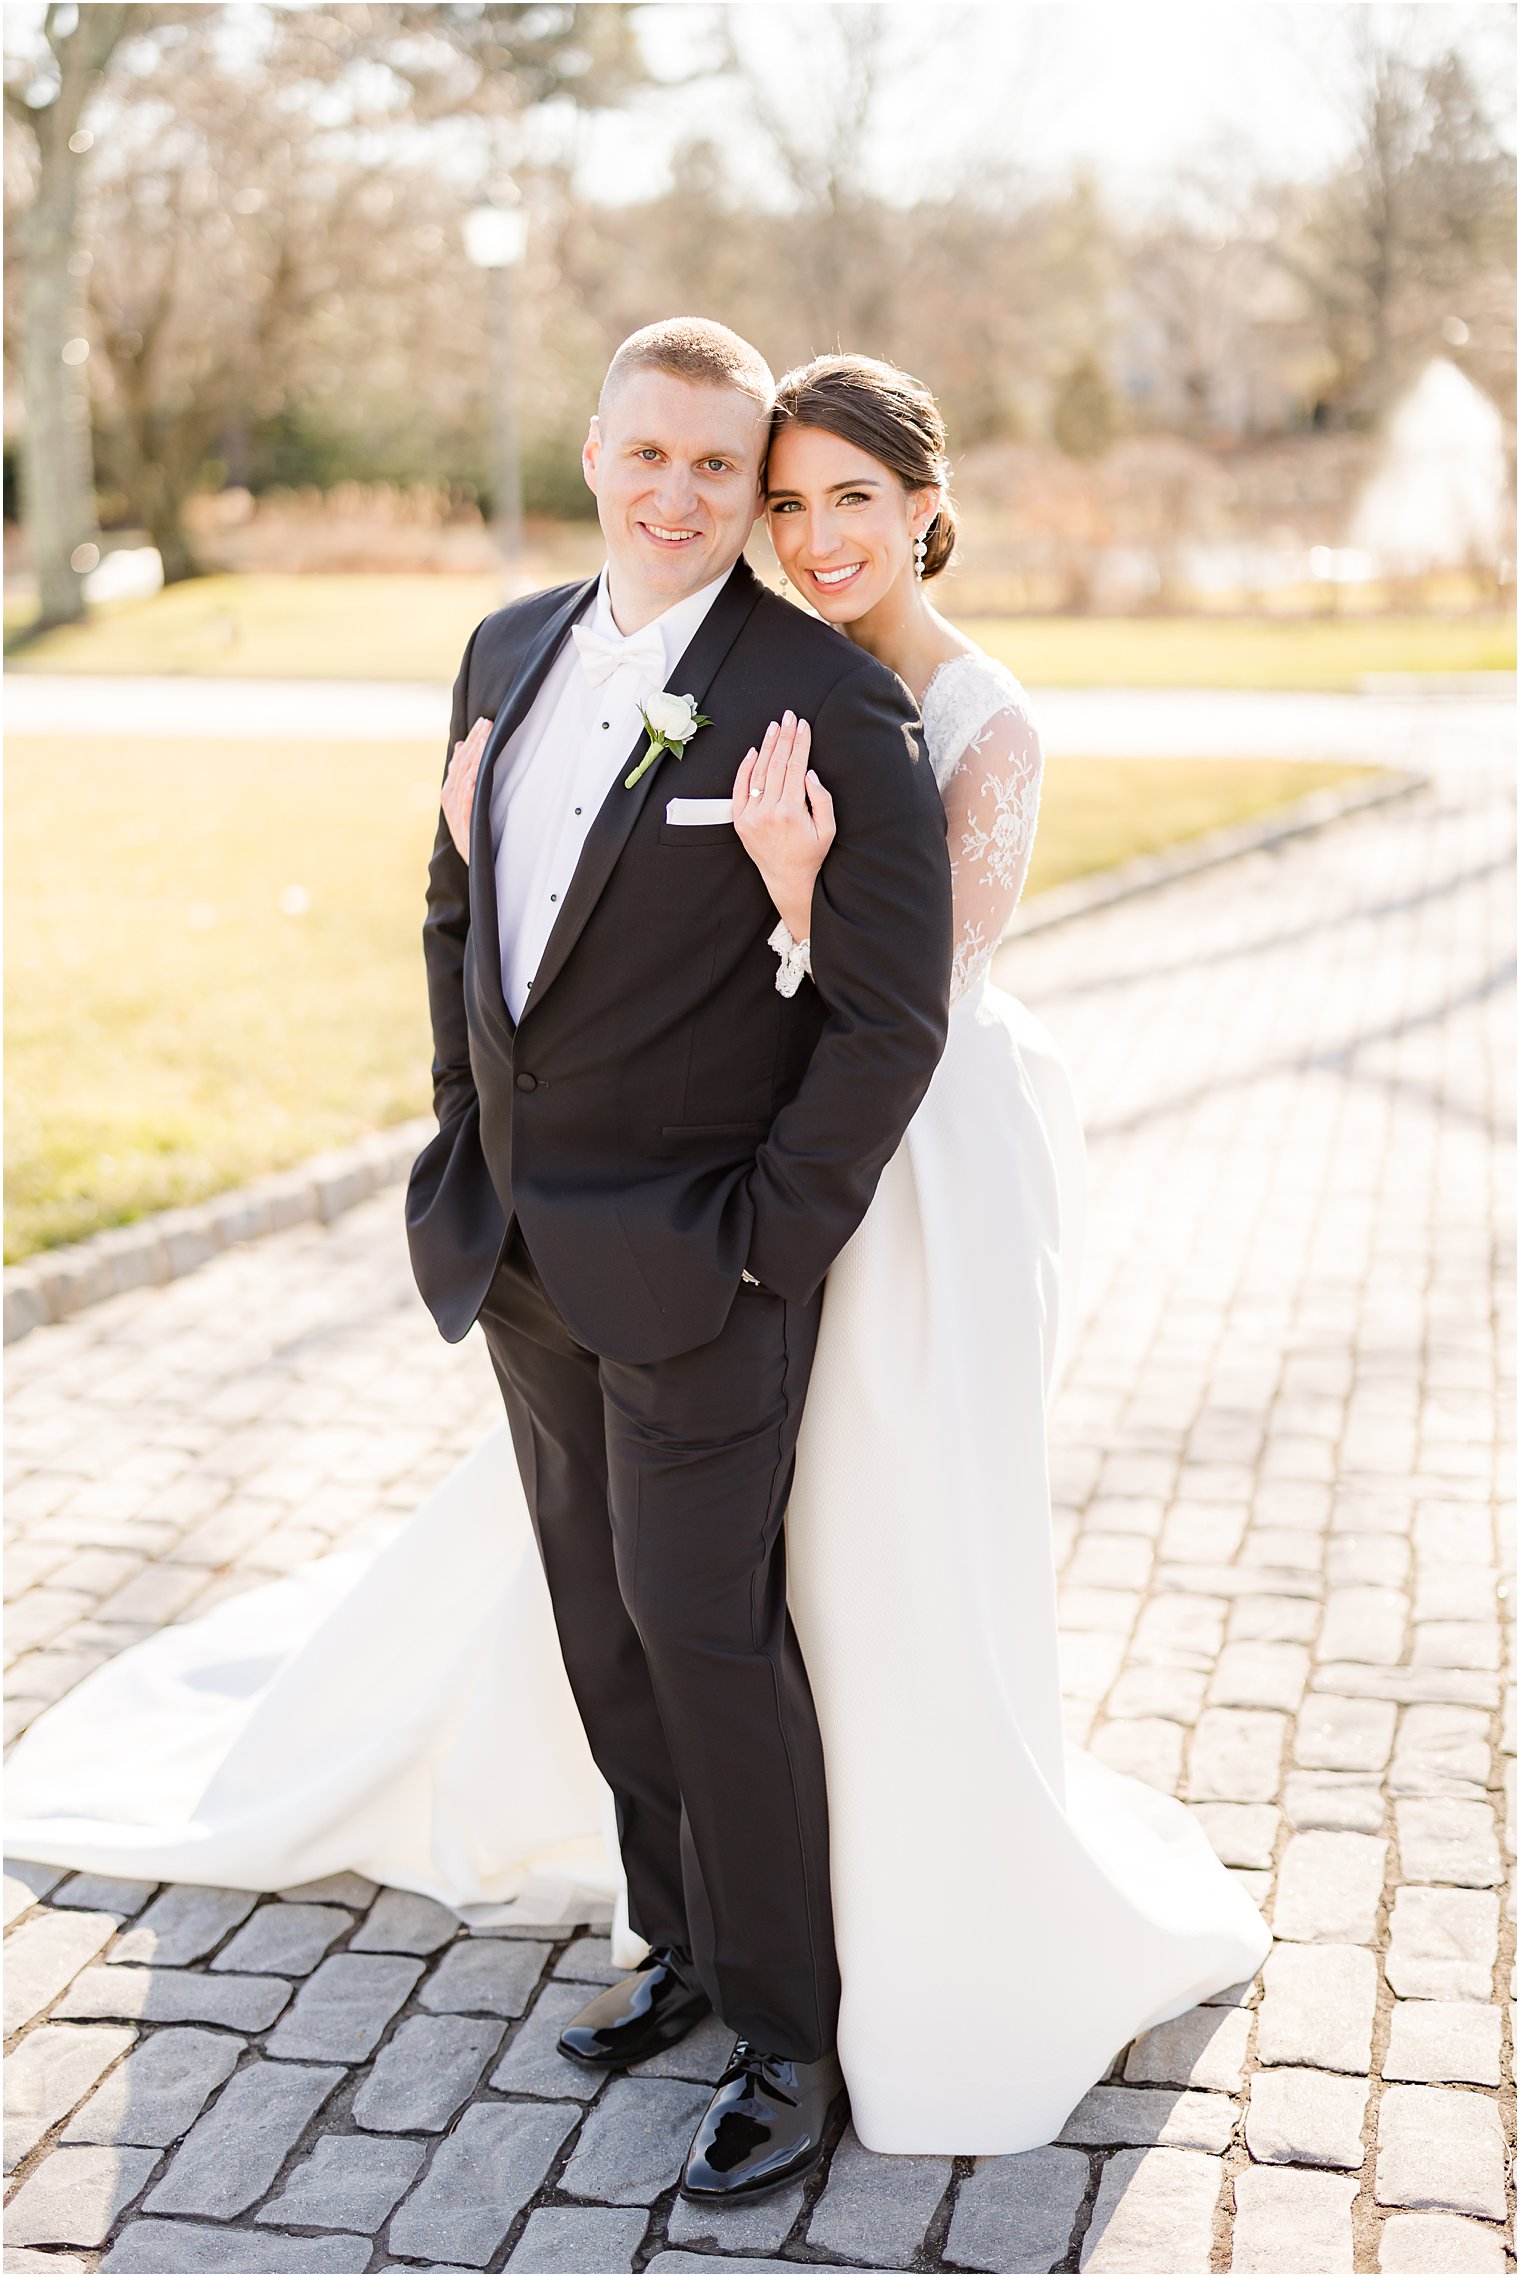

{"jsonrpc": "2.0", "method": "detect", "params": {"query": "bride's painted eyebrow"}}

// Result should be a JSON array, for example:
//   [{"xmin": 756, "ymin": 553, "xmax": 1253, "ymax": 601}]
[{"xmin": 766, "ymin": 477, "xmax": 882, "ymax": 502}]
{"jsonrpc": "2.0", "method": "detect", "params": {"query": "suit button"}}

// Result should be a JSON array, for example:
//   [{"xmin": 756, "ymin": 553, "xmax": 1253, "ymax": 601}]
[{"xmin": 515, "ymin": 1072, "xmax": 537, "ymax": 1093}]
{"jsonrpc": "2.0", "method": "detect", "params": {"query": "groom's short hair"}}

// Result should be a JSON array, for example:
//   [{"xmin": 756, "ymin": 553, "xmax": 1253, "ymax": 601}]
[{"xmin": 599, "ymin": 319, "xmax": 774, "ymax": 420}]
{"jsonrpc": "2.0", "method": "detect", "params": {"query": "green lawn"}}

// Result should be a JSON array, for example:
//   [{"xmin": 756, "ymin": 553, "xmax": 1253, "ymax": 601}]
[
  {"xmin": 968, "ymin": 612, "xmax": 1514, "ymax": 691},
  {"xmin": 5, "ymin": 570, "xmax": 1512, "ymax": 687},
  {"xmin": 6, "ymin": 736, "xmax": 1379, "ymax": 1261}
]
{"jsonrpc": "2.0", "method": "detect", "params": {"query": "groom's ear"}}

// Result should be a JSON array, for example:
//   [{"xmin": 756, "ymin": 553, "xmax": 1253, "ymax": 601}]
[{"xmin": 582, "ymin": 417, "xmax": 602, "ymax": 497}]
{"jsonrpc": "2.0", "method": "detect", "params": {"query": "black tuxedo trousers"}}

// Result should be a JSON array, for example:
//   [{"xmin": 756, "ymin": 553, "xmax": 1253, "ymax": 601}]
[
  {"xmin": 479, "ymin": 1224, "xmax": 837, "ymax": 2058},
  {"xmin": 407, "ymin": 559, "xmax": 952, "ymax": 2061}
]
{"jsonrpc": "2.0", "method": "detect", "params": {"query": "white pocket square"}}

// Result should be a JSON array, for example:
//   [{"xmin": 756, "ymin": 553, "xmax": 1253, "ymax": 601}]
[{"xmin": 665, "ymin": 797, "xmax": 734, "ymax": 825}]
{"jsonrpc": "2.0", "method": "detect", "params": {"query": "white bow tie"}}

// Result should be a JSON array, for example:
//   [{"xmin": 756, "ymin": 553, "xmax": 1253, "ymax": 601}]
[{"xmin": 571, "ymin": 619, "xmax": 666, "ymax": 689}]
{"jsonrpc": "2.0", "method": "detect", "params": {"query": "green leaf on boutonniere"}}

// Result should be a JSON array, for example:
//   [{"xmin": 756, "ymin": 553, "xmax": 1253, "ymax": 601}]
[{"xmin": 624, "ymin": 693, "xmax": 713, "ymax": 789}]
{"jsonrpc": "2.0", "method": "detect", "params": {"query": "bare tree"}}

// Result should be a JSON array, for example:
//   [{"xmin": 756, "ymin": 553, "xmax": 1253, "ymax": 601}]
[
  {"xmin": 8, "ymin": 2, "xmax": 646, "ymax": 589},
  {"xmin": 5, "ymin": 2, "xmax": 130, "ymax": 628},
  {"xmin": 1273, "ymin": 28, "xmax": 1515, "ymax": 423}
]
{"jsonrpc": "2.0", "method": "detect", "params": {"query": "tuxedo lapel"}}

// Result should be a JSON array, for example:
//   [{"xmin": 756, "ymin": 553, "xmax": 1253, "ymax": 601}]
[
  {"xmin": 519, "ymin": 558, "xmax": 764, "ymax": 1022},
  {"xmin": 469, "ymin": 577, "xmax": 598, "ymax": 1037}
]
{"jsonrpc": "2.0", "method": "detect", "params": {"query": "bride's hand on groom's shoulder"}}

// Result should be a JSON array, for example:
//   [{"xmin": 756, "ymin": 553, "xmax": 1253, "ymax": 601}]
[
  {"xmin": 442, "ymin": 716, "xmax": 494, "ymax": 861},
  {"xmin": 733, "ymin": 712, "xmax": 834, "ymax": 944}
]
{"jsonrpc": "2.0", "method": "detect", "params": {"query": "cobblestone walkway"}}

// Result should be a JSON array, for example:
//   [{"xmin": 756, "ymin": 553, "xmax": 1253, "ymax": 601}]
[{"xmin": 4, "ymin": 749, "xmax": 1514, "ymax": 2275}]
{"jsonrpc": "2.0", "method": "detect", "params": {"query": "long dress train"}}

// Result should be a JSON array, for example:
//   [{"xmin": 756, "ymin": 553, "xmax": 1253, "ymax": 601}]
[{"xmin": 5, "ymin": 652, "xmax": 1270, "ymax": 2154}]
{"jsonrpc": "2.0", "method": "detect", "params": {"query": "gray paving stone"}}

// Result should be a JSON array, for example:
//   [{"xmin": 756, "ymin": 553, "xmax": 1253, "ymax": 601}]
[
  {"xmin": 61, "ymin": 2026, "xmax": 241, "ymax": 2147},
  {"xmin": 489, "ymin": 1982, "xmax": 606, "ymax": 2100},
  {"xmin": 506, "ymin": 2207, "xmax": 648, "ymax": 2273},
  {"xmin": 1230, "ymin": 2166, "xmax": 1357, "ymax": 2272},
  {"xmin": 1056, "ymin": 2085, "xmax": 1235, "ymax": 2151},
  {"xmin": 665, "ymin": 2170, "xmax": 807, "ymax": 2254},
  {"xmin": 210, "ymin": 1900, "xmax": 353, "ymax": 1975},
  {"xmin": 1335, "ymin": 1662, "xmax": 1502, "ymax": 1704},
  {"xmin": 1385, "ymin": 1888, "xmax": 1500, "ymax": 1999},
  {"xmin": 353, "ymin": 2011, "xmax": 504, "ymax": 2130},
  {"xmin": 1394, "ymin": 1799, "xmax": 1502, "ymax": 1886},
  {"xmin": 1122, "ymin": 2005, "xmax": 1251, "ymax": 2091},
  {"xmin": 551, "ymin": 1933, "xmax": 621, "ymax": 1984},
  {"xmin": 350, "ymin": 1886, "xmax": 459, "ymax": 1954},
  {"xmin": 1271, "ymin": 1830, "xmax": 1388, "ymax": 1943},
  {"xmin": 1295, "ymin": 1694, "xmax": 1398, "ymax": 1772},
  {"xmin": 805, "ymin": 2120, "xmax": 952, "ymax": 2267},
  {"xmin": 630, "ymin": 2007, "xmax": 739, "ymax": 2083},
  {"xmin": 1382, "ymin": 1999, "xmax": 1503, "ymax": 2085},
  {"xmin": 275, "ymin": 1871, "xmax": 377, "ymax": 1908},
  {"xmin": 1389, "ymin": 1705, "xmax": 1492, "ymax": 1798},
  {"xmin": 1227, "ymin": 1594, "xmax": 1319, "ymax": 1645},
  {"xmin": 559, "ymin": 2074, "xmax": 712, "ymax": 2204},
  {"xmin": 1413, "ymin": 1620, "xmax": 1501, "ymax": 1669},
  {"xmin": 1282, "ymin": 1772, "xmax": 1385, "ymax": 1833},
  {"xmin": 5, "ymin": 2143, "xmax": 160, "ymax": 2247},
  {"xmin": 1078, "ymin": 2144, "xmax": 1223, "ymax": 2272},
  {"xmin": 1188, "ymin": 1708, "xmax": 1287, "ymax": 1801},
  {"xmin": 1318, "ymin": 1584, "xmax": 1408, "ymax": 1665},
  {"xmin": 945, "ymin": 2143, "xmax": 1090, "ymax": 2272},
  {"xmin": 51, "ymin": 1876, "xmax": 158, "ymax": 1920},
  {"xmin": 4, "ymin": 2023, "xmax": 135, "ymax": 2168},
  {"xmin": 1208, "ymin": 1642, "xmax": 1309, "ymax": 1712},
  {"xmin": 1091, "ymin": 1716, "xmax": 1184, "ymax": 1793},
  {"xmin": 257, "ymin": 2130, "xmax": 425, "ymax": 2229},
  {"xmin": 102, "ymin": 2219, "xmax": 371, "ymax": 2271},
  {"xmin": 2, "ymin": 2252, "xmax": 89, "ymax": 2273},
  {"xmin": 1106, "ymin": 1664, "xmax": 1207, "ymax": 1721},
  {"xmin": 1375, "ymin": 2211, "xmax": 1509, "ymax": 2271},
  {"xmin": 1244, "ymin": 2066, "xmax": 1367, "ymax": 2166},
  {"xmin": 1201, "ymin": 1977, "xmax": 1257, "ymax": 2014},
  {"xmin": 1129, "ymin": 1593, "xmax": 1225, "ymax": 1670},
  {"xmin": 1256, "ymin": 1943, "xmax": 1377, "ymax": 2072},
  {"xmin": 3, "ymin": 1910, "xmax": 119, "ymax": 2035},
  {"xmin": 2, "ymin": 1859, "xmax": 65, "ymax": 1927},
  {"xmin": 419, "ymin": 1936, "xmax": 550, "ymax": 2017},
  {"xmin": 55, "ymin": 1946, "xmax": 284, "ymax": 2036},
  {"xmin": 264, "ymin": 1950, "xmax": 422, "ymax": 2060},
  {"xmin": 1375, "ymin": 2084, "xmax": 1507, "ymax": 2220},
  {"xmin": 142, "ymin": 2057, "xmax": 344, "ymax": 2217},
  {"xmin": 1188, "ymin": 1801, "xmax": 1279, "ymax": 1869},
  {"xmin": 646, "ymin": 2260, "xmax": 839, "ymax": 2275},
  {"xmin": 108, "ymin": 1884, "xmax": 256, "ymax": 1966},
  {"xmin": 387, "ymin": 2100, "xmax": 580, "ymax": 2266}
]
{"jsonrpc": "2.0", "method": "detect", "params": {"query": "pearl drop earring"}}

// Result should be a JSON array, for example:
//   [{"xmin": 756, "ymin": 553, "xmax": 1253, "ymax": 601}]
[{"xmin": 913, "ymin": 528, "xmax": 928, "ymax": 579}]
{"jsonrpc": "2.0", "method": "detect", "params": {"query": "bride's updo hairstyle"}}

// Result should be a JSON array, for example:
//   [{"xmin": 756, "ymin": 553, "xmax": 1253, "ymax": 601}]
[{"xmin": 769, "ymin": 354, "xmax": 958, "ymax": 579}]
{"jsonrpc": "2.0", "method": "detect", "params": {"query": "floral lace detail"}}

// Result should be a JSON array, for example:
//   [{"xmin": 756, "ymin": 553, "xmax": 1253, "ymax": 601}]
[{"xmin": 921, "ymin": 653, "xmax": 1044, "ymax": 1004}]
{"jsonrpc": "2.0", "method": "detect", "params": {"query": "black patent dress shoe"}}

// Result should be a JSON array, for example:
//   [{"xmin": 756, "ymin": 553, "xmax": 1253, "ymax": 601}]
[
  {"xmin": 556, "ymin": 1944, "xmax": 711, "ymax": 2068},
  {"xmin": 680, "ymin": 2038, "xmax": 845, "ymax": 2201}
]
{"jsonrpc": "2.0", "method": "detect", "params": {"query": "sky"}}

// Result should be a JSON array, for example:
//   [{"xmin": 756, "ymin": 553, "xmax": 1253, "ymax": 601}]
[{"xmin": 561, "ymin": 1, "xmax": 1517, "ymax": 213}]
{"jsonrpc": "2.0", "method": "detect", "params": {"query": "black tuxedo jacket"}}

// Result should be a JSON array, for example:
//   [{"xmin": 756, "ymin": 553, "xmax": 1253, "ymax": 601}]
[{"xmin": 405, "ymin": 556, "xmax": 953, "ymax": 1363}]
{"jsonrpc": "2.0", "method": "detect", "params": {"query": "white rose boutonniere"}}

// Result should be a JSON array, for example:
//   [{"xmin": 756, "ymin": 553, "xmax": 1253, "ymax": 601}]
[{"xmin": 625, "ymin": 691, "xmax": 712, "ymax": 790}]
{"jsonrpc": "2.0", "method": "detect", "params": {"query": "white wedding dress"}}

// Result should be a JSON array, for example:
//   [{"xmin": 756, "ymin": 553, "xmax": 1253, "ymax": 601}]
[{"xmin": 5, "ymin": 651, "xmax": 1270, "ymax": 2155}]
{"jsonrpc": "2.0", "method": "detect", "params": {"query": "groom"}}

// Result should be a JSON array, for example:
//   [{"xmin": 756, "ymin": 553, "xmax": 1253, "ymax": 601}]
[{"xmin": 407, "ymin": 318, "xmax": 952, "ymax": 2198}]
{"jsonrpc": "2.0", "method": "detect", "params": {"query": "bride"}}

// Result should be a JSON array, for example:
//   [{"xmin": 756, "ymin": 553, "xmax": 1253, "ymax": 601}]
[{"xmin": 5, "ymin": 353, "xmax": 1269, "ymax": 2158}]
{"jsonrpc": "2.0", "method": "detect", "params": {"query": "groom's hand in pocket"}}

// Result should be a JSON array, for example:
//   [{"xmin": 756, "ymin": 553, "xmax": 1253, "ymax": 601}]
[{"xmin": 442, "ymin": 716, "xmax": 494, "ymax": 861}]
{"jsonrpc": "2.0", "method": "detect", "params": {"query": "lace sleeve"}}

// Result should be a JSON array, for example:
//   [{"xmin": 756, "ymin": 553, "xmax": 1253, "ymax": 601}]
[{"xmin": 939, "ymin": 697, "xmax": 1044, "ymax": 1003}]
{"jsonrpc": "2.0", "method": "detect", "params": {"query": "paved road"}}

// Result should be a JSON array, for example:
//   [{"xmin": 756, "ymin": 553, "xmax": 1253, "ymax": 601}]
[
  {"xmin": 3, "ymin": 749, "xmax": 1514, "ymax": 2273},
  {"xmin": 7, "ymin": 670, "xmax": 1515, "ymax": 774}
]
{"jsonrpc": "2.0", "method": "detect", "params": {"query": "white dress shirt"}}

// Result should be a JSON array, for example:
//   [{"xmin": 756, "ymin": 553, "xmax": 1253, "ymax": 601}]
[{"xmin": 490, "ymin": 564, "xmax": 732, "ymax": 1022}]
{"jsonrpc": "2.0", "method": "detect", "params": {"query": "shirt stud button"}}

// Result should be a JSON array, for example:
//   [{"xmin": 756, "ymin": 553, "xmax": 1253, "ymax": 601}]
[{"xmin": 549, "ymin": 892, "xmax": 558, "ymax": 903}]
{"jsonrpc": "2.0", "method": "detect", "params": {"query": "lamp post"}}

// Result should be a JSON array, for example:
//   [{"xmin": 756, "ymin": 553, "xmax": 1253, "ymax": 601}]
[{"xmin": 464, "ymin": 193, "xmax": 529, "ymax": 584}]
